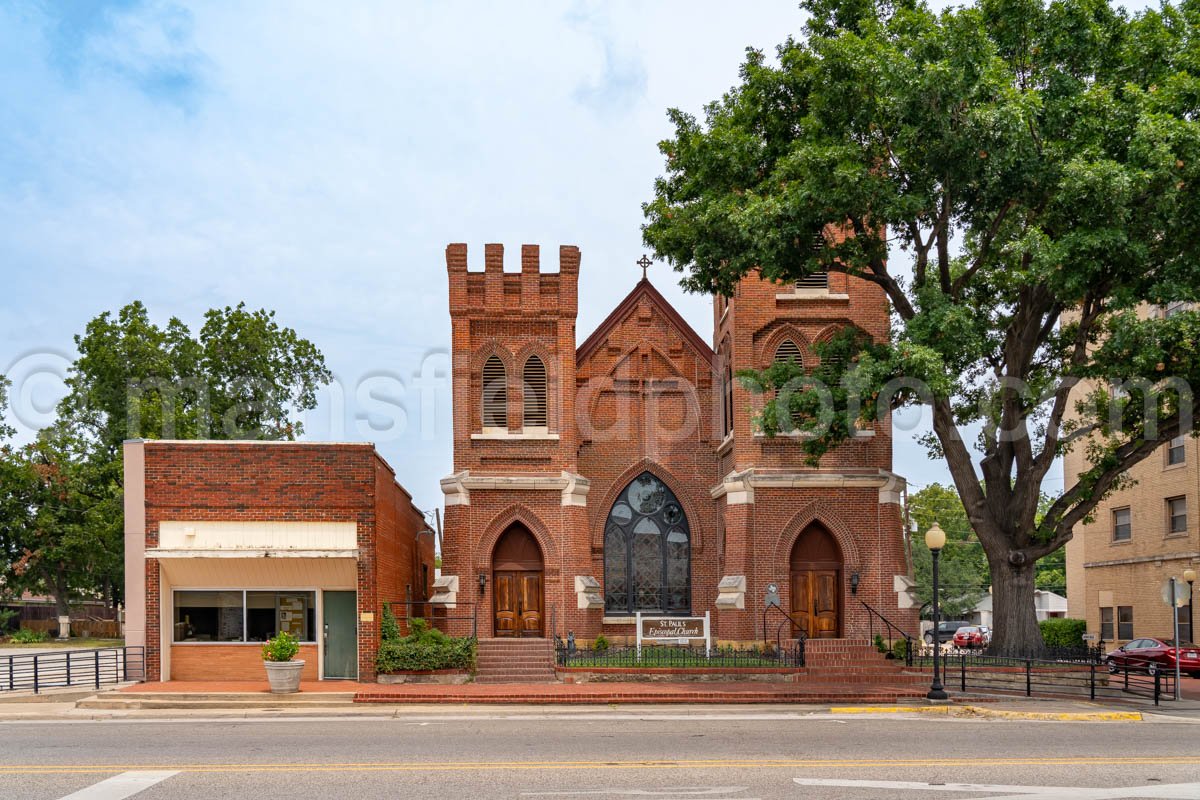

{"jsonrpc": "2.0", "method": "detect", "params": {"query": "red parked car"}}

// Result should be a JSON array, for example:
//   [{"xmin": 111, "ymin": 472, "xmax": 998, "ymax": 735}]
[
  {"xmin": 952, "ymin": 626, "xmax": 989, "ymax": 649},
  {"xmin": 1105, "ymin": 638, "xmax": 1200, "ymax": 677}
]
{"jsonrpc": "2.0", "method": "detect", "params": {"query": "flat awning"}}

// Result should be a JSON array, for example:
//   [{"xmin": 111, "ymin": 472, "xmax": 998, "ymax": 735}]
[{"xmin": 146, "ymin": 549, "xmax": 359, "ymax": 559}]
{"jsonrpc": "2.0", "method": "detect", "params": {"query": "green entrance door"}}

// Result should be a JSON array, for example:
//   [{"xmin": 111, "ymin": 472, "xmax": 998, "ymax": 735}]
[{"xmin": 323, "ymin": 591, "xmax": 358, "ymax": 679}]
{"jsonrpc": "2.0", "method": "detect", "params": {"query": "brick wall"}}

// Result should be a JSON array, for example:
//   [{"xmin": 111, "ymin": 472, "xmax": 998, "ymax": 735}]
[
  {"xmin": 442, "ymin": 243, "xmax": 911, "ymax": 643},
  {"xmin": 138, "ymin": 441, "xmax": 424, "ymax": 682}
]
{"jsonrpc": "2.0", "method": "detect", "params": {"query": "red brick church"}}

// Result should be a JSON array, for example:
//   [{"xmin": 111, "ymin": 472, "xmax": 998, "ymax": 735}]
[{"xmin": 439, "ymin": 242, "xmax": 913, "ymax": 644}]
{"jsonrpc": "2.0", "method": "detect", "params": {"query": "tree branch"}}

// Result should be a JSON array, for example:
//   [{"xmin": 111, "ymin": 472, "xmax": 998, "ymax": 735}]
[{"xmin": 952, "ymin": 199, "xmax": 1016, "ymax": 297}]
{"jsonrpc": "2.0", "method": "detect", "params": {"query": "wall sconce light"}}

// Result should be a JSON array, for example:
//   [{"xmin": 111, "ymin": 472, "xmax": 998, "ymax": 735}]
[
  {"xmin": 849, "ymin": 572, "xmax": 860, "ymax": 595},
  {"xmin": 478, "ymin": 573, "xmax": 487, "ymax": 595}
]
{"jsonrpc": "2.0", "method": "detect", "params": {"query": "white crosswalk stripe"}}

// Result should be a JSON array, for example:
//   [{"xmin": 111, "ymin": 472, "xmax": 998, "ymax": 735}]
[{"xmin": 56, "ymin": 770, "xmax": 179, "ymax": 800}]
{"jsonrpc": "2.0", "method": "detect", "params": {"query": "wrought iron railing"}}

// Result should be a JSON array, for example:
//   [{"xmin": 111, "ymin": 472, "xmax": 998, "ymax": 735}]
[
  {"xmin": 909, "ymin": 650, "xmax": 1174, "ymax": 704},
  {"xmin": 555, "ymin": 642, "xmax": 805, "ymax": 669},
  {"xmin": 3, "ymin": 646, "xmax": 145, "ymax": 694},
  {"xmin": 860, "ymin": 600, "xmax": 915, "ymax": 666}
]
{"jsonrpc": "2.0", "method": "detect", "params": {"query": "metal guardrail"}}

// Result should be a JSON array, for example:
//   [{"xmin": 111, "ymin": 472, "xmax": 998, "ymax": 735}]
[
  {"xmin": 3, "ymin": 646, "xmax": 145, "ymax": 694},
  {"xmin": 910, "ymin": 651, "xmax": 1176, "ymax": 705}
]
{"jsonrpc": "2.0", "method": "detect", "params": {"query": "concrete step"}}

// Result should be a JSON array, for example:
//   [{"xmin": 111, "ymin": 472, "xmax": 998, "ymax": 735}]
[{"xmin": 77, "ymin": 692, "xmax": 358, "ymax": 710}]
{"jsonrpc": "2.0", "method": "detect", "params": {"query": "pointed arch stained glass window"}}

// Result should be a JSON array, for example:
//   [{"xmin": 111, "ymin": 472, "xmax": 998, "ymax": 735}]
[{"xmin": 603, "ymin": 472, "xmax": 691, "ymax": 614}]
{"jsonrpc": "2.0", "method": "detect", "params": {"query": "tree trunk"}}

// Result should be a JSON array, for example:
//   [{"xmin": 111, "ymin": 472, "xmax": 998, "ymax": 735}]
[
  {"xmin": 987, "ymin": 556, "xmax": 1042, "ymax": 656},
  {"xmin": 53, "ymin": 566, "xmax": 70, "ymax": 619}
]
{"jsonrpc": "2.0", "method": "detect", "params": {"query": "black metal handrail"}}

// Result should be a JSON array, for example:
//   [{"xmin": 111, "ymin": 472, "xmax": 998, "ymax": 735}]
[
  {"xmin": 387, "ymin": 601, "xmax": 478, "ymax": 639},
  {"xmin": 859, "ymin": 600, "xmax": 915, "ymax": 666},
  {"xmin": 763, "ymin": 602, "xmax": 807, "ymax": 655},
  {"xmin": 3, "ymin": 646, "xmax": 145, "ymax": 694}
]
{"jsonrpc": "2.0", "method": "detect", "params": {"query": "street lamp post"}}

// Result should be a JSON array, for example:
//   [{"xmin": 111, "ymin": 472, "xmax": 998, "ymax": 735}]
[
  {"xmin": 1185, "ymin": 568, "xmax": 1196, "ymax": 643},
  {"xmin": 926, "ymin": 522, "xmax": 949, "ymax": 701}
]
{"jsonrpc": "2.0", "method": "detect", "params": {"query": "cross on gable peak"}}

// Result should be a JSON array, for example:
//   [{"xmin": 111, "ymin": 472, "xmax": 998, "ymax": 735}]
[{"xmin": 636, "ymin": 254, "xmax": 653, "ymax": 281}]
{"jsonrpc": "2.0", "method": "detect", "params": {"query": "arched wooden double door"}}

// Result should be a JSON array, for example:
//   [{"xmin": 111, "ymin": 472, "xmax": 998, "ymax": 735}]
[
  {"xmin": 790, "ymin": 523, "xmax": 842, "ymax": 639},
  {"xmin": 492, "ymin": 524, "xmax": 544, "ymax": 637}
]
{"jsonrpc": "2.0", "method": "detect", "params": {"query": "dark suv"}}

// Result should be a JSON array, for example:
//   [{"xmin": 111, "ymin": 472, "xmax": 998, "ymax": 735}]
[{"xmin": 924, "ymin": 620, "xmax": 970, "ymax": 644}]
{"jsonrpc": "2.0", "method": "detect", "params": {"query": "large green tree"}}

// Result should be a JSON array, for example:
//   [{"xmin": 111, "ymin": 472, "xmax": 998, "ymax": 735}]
[
  {"xmin": 643, "ymin": 0, "xmax": 1200, "ymax": 653},
  {"xmin": 909, "ymin": 483, "xmax": 988, "ymax": 619},
  {"xmin": 0, "ymin": 302, "xmax": 331, "ymax": 616}
]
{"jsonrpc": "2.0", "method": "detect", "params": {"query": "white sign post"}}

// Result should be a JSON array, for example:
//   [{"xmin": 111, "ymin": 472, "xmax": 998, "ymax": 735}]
[{"xmin": 1164, "ymin": 577, "xmax": 1188, "ymax": 701}]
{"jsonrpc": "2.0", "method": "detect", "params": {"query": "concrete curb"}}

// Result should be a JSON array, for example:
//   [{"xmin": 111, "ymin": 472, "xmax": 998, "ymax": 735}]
[{"xmin": 829, "ymin": 705, "xmax": 1143, "ymax": 722}]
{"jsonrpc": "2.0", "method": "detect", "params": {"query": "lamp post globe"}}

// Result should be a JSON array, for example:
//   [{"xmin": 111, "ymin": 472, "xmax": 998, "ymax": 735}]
[{"xmin": 925, "ymin": 522, "xmax": 949, "ymax": 701}]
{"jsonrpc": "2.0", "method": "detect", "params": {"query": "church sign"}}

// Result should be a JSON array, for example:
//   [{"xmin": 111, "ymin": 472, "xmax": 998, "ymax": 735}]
[{"xmin": 635, "ymin": 611, "xmax": 711, "ymax": 658}]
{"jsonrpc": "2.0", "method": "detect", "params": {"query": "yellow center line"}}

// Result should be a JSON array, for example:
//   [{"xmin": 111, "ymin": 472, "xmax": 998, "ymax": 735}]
[{"xmin": 2, "ymin": 756, "xmax": 1200, "ymax": 775}]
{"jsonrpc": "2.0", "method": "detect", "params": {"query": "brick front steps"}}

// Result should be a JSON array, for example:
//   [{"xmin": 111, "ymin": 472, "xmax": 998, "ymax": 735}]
[
  {"xmin": 354, "ymin": 682, "xmax": 927, "ymax": 705},
  {"xmin": 474, "ymin": 638, "xmax": 556, "ymax": 684}
]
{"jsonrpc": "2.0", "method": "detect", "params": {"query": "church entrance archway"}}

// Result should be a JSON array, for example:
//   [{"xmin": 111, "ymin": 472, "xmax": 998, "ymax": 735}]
[
  {"xmin": 492, "ymin": 524, "xmax": 544, "ymax": 637},
  {"xmin": 789, "ymin": 523, "xmax": 842, "ymax": 639}
]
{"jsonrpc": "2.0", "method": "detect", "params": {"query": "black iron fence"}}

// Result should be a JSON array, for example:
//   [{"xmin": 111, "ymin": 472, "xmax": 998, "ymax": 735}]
[
  {"xmin": 910, "ymin": 650, "xmax": 1176, "ymax": 705},
  {"xmin": 555, "ymin": 641, "xmax": 805, "ymax": 669},
  {"xmin": 3, "ymin": 646, "xmax": 145, "ymax": 694}
]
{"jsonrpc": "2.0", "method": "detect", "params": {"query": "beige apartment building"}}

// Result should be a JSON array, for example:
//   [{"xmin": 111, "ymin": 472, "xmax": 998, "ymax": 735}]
[{"xmin": 1065, "ymin": 317, "xmax": 1198, "ymax": 645}]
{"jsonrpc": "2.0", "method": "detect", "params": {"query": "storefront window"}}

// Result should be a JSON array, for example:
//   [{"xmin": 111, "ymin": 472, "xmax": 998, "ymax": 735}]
[
  {"xmin": 174, "ymin": 590, "xmax": 317, "ymax": 643},
  {"xmin": 173, "ymin": 591, "xmax": 244, "ymax": 643},
  {"xmin": 246, "ymin": 591, "xmax": 314, "ymax": 642}
]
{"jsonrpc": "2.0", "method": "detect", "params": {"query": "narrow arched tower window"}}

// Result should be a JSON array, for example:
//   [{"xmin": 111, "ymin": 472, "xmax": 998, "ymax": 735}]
[
  {"xmin": 522, "ymin": 355, "xmax": 547, "ymax": 428},
  {"xmin": 482, "ymin": 355, "xmax": 507, "ymax": 429},
  {"xmin": 773, "ymin": 339, "xmax": 803, "ymax": 367}
]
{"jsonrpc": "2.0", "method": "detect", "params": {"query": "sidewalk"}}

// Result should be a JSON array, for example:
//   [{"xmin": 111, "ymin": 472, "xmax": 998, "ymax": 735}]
[{"xmin": 2, "ymin": 679, "xmax": 1198, "ymax": 722}]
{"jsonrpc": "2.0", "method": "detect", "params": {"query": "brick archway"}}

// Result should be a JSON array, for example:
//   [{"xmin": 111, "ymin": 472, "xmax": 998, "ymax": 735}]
[
  {"xmin": 474, "ymin": 505, "xmax": 559, "ymax": 575},
  {"xmin": 772, "ymin": 501, "xmax": 862, "ymax": 572},
  {"xmin": 590, "ymin": 459, "xmax": 708, "ymax": 555}
]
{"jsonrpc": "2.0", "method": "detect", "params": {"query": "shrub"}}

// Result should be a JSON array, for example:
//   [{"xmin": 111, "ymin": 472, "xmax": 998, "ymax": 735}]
[
  {"xmin": 873, "ymin": 634, "xmax": 887, "ymax": 653},
  {"xmin": 261, "ymin": 631, "xmax": 301, "ymax": 662},
  {"xmin": 10, "ymin": 628, "xmax": 49, "ymax": 644},
  {"xmin": 593, "ymin": 633, "xmax": 609, "ymax": 652},
  {"xmin": 380, "ymin": 605, "xmax": 402, "ymax": 644},
  {"xmin": 375, "ymin": 617, "xmax": 476, "ymax": 673},
  {"xmin": 1039, "ymin": 618, "xmax": 1087, "ymax": 648},
  {"xmin": 891, "ymin": 637, "xmax": 909, "ymax": 661}
]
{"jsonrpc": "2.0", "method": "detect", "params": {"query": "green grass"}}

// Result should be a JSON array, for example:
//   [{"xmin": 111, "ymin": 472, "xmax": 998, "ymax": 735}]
[
  {"xmin": 1, "ymin": 638, "xmax": 125, "ymax": 649},
  {"xmin": 563, "ymin": 647, "xmax": 784, "ymax": 668}
]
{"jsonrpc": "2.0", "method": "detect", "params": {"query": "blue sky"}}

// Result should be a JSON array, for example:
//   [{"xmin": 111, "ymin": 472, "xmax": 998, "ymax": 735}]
[{"xmin": 3, "ymin": 0, "xmax": 1152, "ymax": 512}]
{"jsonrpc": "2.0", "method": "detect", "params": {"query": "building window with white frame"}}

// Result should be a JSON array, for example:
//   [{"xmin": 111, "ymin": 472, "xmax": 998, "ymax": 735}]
[
  {"xmin": 173, "ymin": 590, "xmax": 316, "ymax": 643},
  {"xmin": 1167, "ymin": 496, "xmax": 1188, "ymax": 536},
  {"xmin": 1112, "ymin": 507, "xmax": 1132, "ymax": 542},
  {"xmin": 1099, "ymin": 607, "xmax": 1114, "ymax": 641},
  {"xmin": 1167, "ymin": 435, "xmax": 1186, "ymax": 467},
  {"xmin": 1164, "ymin": 300, "xmax": 1190, "ymax": 318},
  {"xmin": 1117, "ymin": 606, "xmax": 1134, "ymax": 640}
]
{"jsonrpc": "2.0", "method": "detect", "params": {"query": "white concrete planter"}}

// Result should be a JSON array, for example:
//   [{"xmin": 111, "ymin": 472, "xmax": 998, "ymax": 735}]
[{"xmin": 264, "ymin": 660, "xmax": 305, "ymax": 694}]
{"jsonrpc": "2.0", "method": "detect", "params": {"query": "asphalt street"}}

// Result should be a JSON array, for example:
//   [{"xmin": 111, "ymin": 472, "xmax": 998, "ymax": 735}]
[{"xmin": 2, "ymin": 710, "xmax": 1199, "ymax": 800}]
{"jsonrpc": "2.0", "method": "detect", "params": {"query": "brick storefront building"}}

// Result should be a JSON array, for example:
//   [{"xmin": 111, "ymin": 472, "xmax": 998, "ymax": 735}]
[
  {"xmin": 125, "ymin": 440, "xmax": 432, "ymax": 682},
  {"xmin": 439, "ymin": 243, "xmax": 913, "ymax": 643}
]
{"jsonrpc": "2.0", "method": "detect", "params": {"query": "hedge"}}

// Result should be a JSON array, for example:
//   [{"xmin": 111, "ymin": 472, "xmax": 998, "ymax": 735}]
[
  {"xmin": 1039, "ymin": 617, "xmax": 1087, "ymax": 648},
  {"xmin": 375, "ymin": 615, "xmax": 476, "ymax": 673}
]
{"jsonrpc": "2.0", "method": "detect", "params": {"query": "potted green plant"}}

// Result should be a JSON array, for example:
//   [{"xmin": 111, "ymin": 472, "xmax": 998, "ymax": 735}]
[{"xmin": 261, "ymin": 631, "xmax": 303, "ymax": 693}]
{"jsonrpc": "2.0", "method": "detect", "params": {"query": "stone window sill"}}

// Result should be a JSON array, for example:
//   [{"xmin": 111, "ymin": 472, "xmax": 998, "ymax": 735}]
[
  {"xmin": 775, "ymin": 291, "xmax": 850, "ymax": 301},
  {"xmin": 471, "ymin": 429, "xmax": 559, "ymax": 441}
]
